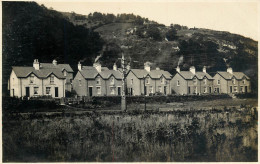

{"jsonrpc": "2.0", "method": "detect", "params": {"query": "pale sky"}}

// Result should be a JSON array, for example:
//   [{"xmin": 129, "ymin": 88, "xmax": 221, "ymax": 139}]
[{"xmin": 39, "ymin": 1, "xmax": 259, "ymax": 41}]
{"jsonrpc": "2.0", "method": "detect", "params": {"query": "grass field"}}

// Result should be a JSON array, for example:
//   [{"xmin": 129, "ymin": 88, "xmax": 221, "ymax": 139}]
[{"xmin": 2, "ymin": 98, "xmax": 258, "ymax": 162}]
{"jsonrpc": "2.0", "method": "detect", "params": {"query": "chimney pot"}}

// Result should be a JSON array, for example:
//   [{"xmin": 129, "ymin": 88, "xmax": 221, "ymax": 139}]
[
  {"xmin": 33, "ymin": 59, "xmax": 40, "ymax": 70},
  {"xmin": 227, "ymin": 67, "xmax": 233, "ymax": 74},
  {"xmin": 93, "ymin": 62, "xmax": 102, "ymax": 72},
  {"xmin": 144, "ymin": 62, "xmax": 151, "ymax": 72},
  {"xmin": 52, "ymin": 59, "xmax": 57, "ymax": 65},
  {"xmin": 113, "ymin": 63, "xmax": 117, "ymax": 71},
  {"xmin": 176, "ymin": 66, "xmax": 180, "ymax": 73},
  {"xmin": 190, "ymin": 66, "xmax": 196, "ymax": 74},
  {"xmin": 203, "ymin": 66, "xmax": 207, "ymax": 73},
  {"xmin": 78, "ymin": 62, "xmax": 82, "ymax": 71}
]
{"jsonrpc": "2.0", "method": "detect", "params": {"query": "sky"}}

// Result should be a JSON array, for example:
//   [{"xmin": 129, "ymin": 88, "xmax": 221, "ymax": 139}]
[{"xmin": 40, "ymin": 1, "xmax": 259, "ymax": 41}]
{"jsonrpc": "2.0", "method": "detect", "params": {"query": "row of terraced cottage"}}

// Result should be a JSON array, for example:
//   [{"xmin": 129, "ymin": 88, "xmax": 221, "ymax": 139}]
[{"xmin": 8, "ymin": 59, "xmax": 251, "ymax": 98}]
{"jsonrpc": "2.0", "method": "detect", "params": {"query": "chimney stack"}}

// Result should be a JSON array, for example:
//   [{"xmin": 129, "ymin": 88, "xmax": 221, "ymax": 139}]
[
  {"xmin": 189, "ymin": 66, "xmax": 196, "ymax": 74},
  {"xmin": 93, "ymin": 62, "xmax": 102, "ymax": 72},
  {"xmin": 227, "ymin": 67, "xmax": 233, "ymax": 74},
  {"xmin": 113, "ymin": 63, "xmax": 117, "ymax": 71},
  {"xmin": 126, "ymin": 63, "xmax": 131, "ymax": 70},
  {"xmin": 33, "ymin": 59, "xmax": 40, "ymax": 70},
  {"xmin": 78, "ymin": 62, "xmax": 82, "ymax": 71},
  {"xmin": 176, "ymin": 66, "xmax": 180, "ymax": 73},
  {"xmin": 52, "ymin": 59, "xmax": 57, "ymax": 65},
  {"xmin": 144, "ymin": 62, "xmax": 151, "ymax": 72},
  {"xmin": 203, "ymin": 66, "xmax": 207, "ymax": 73}
]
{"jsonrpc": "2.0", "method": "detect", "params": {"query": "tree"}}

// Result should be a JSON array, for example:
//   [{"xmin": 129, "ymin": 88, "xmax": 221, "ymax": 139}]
[
  {"xmin": 165, "ymin": 28, "xmax": 177, "ymax": 41},
  {"xmin": 147, "ymin": 26, "xmax": 162, "ymax": 41}
]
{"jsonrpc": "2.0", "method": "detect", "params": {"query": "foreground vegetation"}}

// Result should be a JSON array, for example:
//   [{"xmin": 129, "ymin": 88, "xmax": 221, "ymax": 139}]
[{"xmin": 3, "ymin": 101, "xmax": 257, "ymax": 162}]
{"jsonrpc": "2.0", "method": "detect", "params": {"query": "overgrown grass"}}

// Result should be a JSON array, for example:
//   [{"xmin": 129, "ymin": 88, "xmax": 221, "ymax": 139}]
[{"xmin": 3, "ymin": 106, "xmax": 257, "ymax": 162}]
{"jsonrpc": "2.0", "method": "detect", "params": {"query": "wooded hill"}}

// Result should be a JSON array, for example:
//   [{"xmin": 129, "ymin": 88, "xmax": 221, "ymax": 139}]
[{"xmin": 2, "ymin": 2, "xmax": 258, "ymax": 95}]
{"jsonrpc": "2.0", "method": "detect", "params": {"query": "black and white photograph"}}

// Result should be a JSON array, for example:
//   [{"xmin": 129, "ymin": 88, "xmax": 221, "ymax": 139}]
[{"xmin": 2, "ymin": 0, "xmax": 258, "ymax": 162}]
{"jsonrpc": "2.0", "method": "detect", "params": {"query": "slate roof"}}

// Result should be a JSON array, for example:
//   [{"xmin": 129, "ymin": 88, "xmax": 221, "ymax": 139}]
[
  {"xmin": 12, "ymin": 66, "xmax": 66, "ymax": 79},
  {"xmin": 217, "ymin": 72, "xmax": 250, "ymax": 80},
  {"xmin": 177, "ymin": 71, "xmax": 213, "ymax": 80},
  {"xmin": 79, "ymin": 66, "xmax": 122, "ymax": 80},
  {"xmin": 40, "ymin": 63, "xmax": 74, "ymax": 72},
  {"xmin": 129, "ymin": 69, "xmax": 172, "ymax": 79}
]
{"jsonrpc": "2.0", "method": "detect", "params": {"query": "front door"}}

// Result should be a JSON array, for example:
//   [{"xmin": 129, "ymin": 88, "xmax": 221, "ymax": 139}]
[
  {"xmin": 209, "ymin": 87, "xmax": 212, "ymax": 93},
  {"xmin": 130, "ymin": 88, "xmax": 133, "ymax": 96},
  {"xmin": 25, "ymin": 87, "xmax": 30, "ymax": 97},
  {"xmin": 55, "ymin": 87, "xmax": 58, "ymax": 97},
  {"xmin": 230, "ymin": 86, "xmax": 232, "ymax": 93},
  {"xmin": 217, "ymin": 88, "xmax": 220, "ymax": 93},
  {"xmin": 89, "ymin": 87, "xmax": 93, "ymax": 97},
  {"xmin": 245, "ymin": 86, "xmax": 248, "ymax": 93},
  {"xmin": 164, "ymin": 86, "xmax": 167, "ymax": 95},
  {"xmin": 144, "ymin": 86, "xmax": 147, "ymax": 95},
  {"xmin": 118, "ymin": 87, "xmax": 121, "ymax": 96}
]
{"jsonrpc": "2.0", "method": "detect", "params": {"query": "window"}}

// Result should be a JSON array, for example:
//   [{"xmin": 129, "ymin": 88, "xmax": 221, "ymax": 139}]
[
  {"xmin": 232, "ymin": 79, "xmax": 235, "ymax": 84},
  {"xmin": 158, "ymin": 86, "xmax": 162, "ymax": 92},
  {"xmin": 64, "ymin": 71, "xmax": 67, "ymax": 77},
  {"xmin": 96, "ymin": 77, "xmax": 101, "ymax": 85},
  {"xmin": 96, "ymin": 86, "xmax": 101, "ymax": 94},
  {"xmin": 240, "ymin": 86, "xmax": 243, "ymax": 92},
  {"xmin": 217, "ymin": 80, "xmax": 220, "ymax": 85},
  {"xmin": 110, "ymin": 77, "xmax": 114, "ymax": 85},
  {"xmin": 160, "ymin": 77, "xmax": 165, "ymax": 84},
  {"xmin": 194, "ymin": 86, "xmax": 197, "ymax": 94},
  {"xmin": 146, "ymin": 77, "xmax": 150, "ymax": 84},
  {"xmin": 34, "ymin": 87, "xmax": 39, "ymax": 95},
  {"xmin": 149, "ymin": 86, "xmax": 153, "ymax": 93},
  {"xmin": 50, "ymin": 75, "xmax": 54, "ymax": 84},
  {"xmin": 131, "ymin": 79, "xmax": 133, "ymax": 84},
  {"xmin": 46, "ymin": 87, "xmax": 51, "ymax": 95},
  {"xmin": 30, "ymin": 74, "xmax": 34, "ymax": 83},
  {"xmin": 110, "ymin": 87, "xmax": 116, "ymax": 95},
  {"xmin": 193, "ymin": 78, "xmax": 197, "ymax": 85},
  {"xmin": 204, "ymin": 87, "xmax": 207, "ymax": 93},
  {"xmin": 79, "ymin": 79, "xmax": 82, "ymax": 86},
  {"xmin": 177, "ymin": 80, "xmax": 180, "ymax": 86},
  {"xmin": 243, "ymin": 79, "xmax": 246, "ymax": 84},
  {"xmin": 204, "ymin": 78, "xmax": 207, "ymax": 85},
  {"xmin": 234, "ymin": 86, "xmax": 238, "ymax": 92}
]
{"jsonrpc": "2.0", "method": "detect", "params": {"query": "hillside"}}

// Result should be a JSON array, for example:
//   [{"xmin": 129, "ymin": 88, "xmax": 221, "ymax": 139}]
[
  {"xmin": 2, "ymin": 2, "xmax": 104, "ymax": 95},
  {"xmin": 63, "ymin": 11, "xmax": 258, "ymax": 92}
]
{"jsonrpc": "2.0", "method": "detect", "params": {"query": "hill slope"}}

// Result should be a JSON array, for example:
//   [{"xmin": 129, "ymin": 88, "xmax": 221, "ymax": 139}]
[{"xmin": 63, "ymin": 11, "xmax": 258, "ymax": 92}]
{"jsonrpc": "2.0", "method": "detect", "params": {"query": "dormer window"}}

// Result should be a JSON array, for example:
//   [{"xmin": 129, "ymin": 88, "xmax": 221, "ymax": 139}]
[
  {"xmin": 110, "ymin": 77, "xmax": 115, "ymax": 85},
  {"xmin": 50, "ymin": 75, "xmax": 54, "ymax": 84},
  {"xmin": 204, "ymin": 78, "xmax": 207, "ymax": 85},
  {"xmin": 232, "ymin": 78, "xmax": 235, "ymax": 84},
  {"xmin": 146, "ymin": 77, "xmax": 150, "ymax": 84},
  {"xmin": 63, "ymin": 70, "xmax": 67, "ymax": 77},
  {"xmin": 160, "ymin": 77, "xmax": 165, "ymax": 84},
  {"xmin": 243, "ymin": 79, "xmax": 246, "ymax": 84},
  {"xmin": 217, "ymin": 80, "xmax": 220, "ymax": 85},
  {"xmin": 30, "ymin": 74, "xmax": 34, "ymax": 83},
  {"xmin": 131, "ymin": 79, "xmax": 133, "ymax": 84},
  {"xmin": 96, "ymin": 77, "xmax": 101, "ymax": 85},
  {"xmin": 193, "ymin": 78, "xmax": 197, "ymax": 85},
  {"xmin": 177, "ymin": 80, "xmax": 180, "ymax": 86}
]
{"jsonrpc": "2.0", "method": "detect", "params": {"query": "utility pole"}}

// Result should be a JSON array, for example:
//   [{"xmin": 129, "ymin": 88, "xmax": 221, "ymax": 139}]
[{"xmin": 121, "ymin": 52, "xmax": 127, "ymax": 111}]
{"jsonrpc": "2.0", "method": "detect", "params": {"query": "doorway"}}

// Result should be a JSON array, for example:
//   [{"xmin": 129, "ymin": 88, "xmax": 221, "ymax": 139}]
[
  {"xmin": 89, "ymin": 87, "xmax": 93, "ymax": 97},
  {"xmin": 25, "ymin": 87, "xmax": 30, "ymax": 97},
  {"xmin": 55, "ymin": 87, "xmax": 58, "ymax": 97}
]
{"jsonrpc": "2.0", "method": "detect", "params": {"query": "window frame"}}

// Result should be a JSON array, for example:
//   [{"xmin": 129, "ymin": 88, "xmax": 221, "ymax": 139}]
[
  {"xmin": 46, "ymin": 87, "xmax": 51, "ymax": 95},
  {"xmin": 96, "ymin": 86, "xmax": 101, "ymax": 95},
  {"xmin": 177, "ymin": 80, "xmax": 180, "ymax": 86},
  {"xmin": 30, "ymin": 74, "xmax": 34, "ymax": 84},
  {"xmin": 50, "ymin": 75, "xmax": 54, "ymax": 84},
  {"xmin": 34, "ymin": 87, "xmax": 39, "ymax": 95}
]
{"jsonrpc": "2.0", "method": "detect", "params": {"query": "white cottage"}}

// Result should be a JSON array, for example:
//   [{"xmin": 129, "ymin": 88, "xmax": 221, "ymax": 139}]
[{"xmin": 8, "ymin": 59, "xmax": 72, "ymax": 98}]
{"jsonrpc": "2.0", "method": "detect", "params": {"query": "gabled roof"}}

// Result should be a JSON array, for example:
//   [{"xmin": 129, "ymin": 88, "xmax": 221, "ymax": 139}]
[
  {"xmin": 79, "ymin": 66, "xmax": 122, "ymax": 80},
  {"xmin": 217, "ymin": 72, "xmax": 250, "ymax": 80},
  {"xmin": 40, "ymin": 63, "xmax": 74, "ymax": 72},
  {"xmin": 129, "ymin": 69, "xmax": 172, "ymax": 79},
  {"xmin": 12, "ymin": 66, "xmax": 66, "ymax": 79},
  {"xmin": 177, "ymin": 71, "xmax": 213, "ymax": 80}
]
